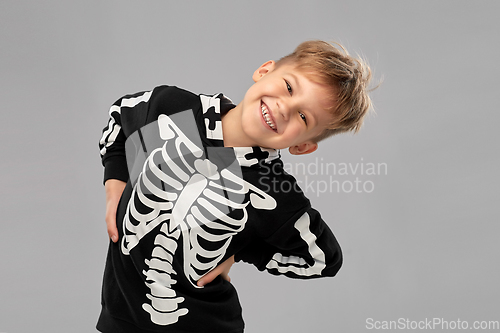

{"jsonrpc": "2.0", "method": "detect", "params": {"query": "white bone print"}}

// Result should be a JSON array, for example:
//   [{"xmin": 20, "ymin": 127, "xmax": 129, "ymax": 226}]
[{"xmin": 121, "ymin": 112, "xmax": 276, "ymax": 326}]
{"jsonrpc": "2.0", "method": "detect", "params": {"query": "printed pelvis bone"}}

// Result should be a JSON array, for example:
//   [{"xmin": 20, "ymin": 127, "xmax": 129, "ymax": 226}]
[{"xmin": 120, "ymin": 113, "xmax": 276, "ymax": 325}]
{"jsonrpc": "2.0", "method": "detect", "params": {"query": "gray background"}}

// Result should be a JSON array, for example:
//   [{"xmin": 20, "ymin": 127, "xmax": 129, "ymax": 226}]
[{"xmin": 1, "ymin": 1, "xmax": 499, "ymax": 332}]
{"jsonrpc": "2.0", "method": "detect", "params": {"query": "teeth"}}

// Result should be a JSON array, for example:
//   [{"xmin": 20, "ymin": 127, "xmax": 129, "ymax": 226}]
[{"xmin": 261, "ymin": 104, "xmax": 276, "ymax": 130}]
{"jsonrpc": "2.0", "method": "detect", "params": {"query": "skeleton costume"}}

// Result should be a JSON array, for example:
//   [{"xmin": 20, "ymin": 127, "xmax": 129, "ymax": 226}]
[{"xmin": 97, "ymin": 85, "xmax": 342, "ymax": 333}]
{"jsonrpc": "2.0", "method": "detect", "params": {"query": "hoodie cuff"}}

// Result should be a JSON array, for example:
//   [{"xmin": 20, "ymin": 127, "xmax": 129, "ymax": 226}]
[{"xmin": 103, "ymin": 155, "xmax": 129, "ymax": 184}]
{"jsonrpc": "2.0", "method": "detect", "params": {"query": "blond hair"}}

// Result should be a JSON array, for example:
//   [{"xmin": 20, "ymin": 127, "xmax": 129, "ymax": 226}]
[{"xmin": 276, "ymin": 40, "xmax": 374, "ymax": 141}]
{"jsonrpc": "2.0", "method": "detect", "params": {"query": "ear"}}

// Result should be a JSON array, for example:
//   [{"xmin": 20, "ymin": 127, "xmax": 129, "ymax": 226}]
[
  {"xmin": 288, "ymin": 141, "xmax": 318, "ymax": 155},
  {"xmin": 252, "ymin": 60, "xmax": 276, "ymax": 82}
]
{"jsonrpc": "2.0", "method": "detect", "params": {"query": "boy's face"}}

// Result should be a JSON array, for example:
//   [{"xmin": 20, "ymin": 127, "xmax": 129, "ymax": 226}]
[{"xmin": 238, "ymin": 61, "xmax": 334, "ymax": 154}]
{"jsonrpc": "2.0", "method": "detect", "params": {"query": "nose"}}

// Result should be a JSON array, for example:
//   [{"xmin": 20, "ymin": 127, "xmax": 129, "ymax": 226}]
[{"xmin": 277, "ymin": 100, "xmax": 291, "ymax": 121}]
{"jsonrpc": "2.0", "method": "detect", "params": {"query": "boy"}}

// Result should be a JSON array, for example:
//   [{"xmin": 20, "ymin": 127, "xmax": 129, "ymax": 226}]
[{"xmin": 97, "ymin": 40, "xmax": 372, "ymax": 332}]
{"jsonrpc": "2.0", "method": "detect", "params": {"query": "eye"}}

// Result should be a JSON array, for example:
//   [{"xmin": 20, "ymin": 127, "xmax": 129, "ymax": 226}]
[
  {"xmin": 299, "ymin": 111, "xmax": 307, "ymax": 124},
  {"xmin": 285, "ymin": 80, "xmax": 293, "ymax": 95}
]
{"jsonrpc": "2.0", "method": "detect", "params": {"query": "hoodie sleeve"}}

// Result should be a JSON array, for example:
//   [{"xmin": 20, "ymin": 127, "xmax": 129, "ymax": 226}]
[
  {"xmin": 235, "ymin": 206, "xmax": 343, "ymax": 279},
  {"xmin": 98, "ymin": 90, "xmax": 153, "ymax": 184}
]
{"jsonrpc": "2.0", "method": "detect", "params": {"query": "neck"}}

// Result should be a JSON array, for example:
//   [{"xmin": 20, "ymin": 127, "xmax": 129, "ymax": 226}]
[{"xmin": 221, "ymin": 104, "xmax": 246, "ymax": 147}]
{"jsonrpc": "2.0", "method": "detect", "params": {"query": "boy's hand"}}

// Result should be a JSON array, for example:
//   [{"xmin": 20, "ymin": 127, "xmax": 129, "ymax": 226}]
[
  {"xmin": 197, "ymin": 255, "xmax": 235, "ymax": 287},
  {"xmin": 104, "ymin": 179, "xmax": 127, "ymax": 243}
]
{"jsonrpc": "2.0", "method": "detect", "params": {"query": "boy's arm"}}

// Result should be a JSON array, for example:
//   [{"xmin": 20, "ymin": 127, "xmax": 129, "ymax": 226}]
[
  {"xmin": 99, "ymin": 94, "xmax": 133, "ymax": 242},
  {"xmin": 99, "ymin": 92, "xmax": 150, "ymax": 184},
  {"xmin": 99, "ymin": 90, "xmax": 153, "ymax": 241},
  {"xmin": 235, "ymin": 207, "xmax": 342, "ymax": 279},
  {"xmin": 104, "ymin": 179, "xmax": 126, "ymax": 243}
]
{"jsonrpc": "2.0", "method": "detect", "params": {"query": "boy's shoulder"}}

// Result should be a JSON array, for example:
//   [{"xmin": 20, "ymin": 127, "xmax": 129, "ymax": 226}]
[
  {"xmin": 149, "ymin": 85, "xmax": 233, "ymax": 115},
  {"xmin": 149, "ymin": 84, "xmax": 200, "ymax": 109}
]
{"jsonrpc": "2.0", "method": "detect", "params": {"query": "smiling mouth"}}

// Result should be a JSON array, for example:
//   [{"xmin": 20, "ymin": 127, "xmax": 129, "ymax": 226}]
[{"xmin": 261, "ymin": 101, "xmax": 277, "ymax": 132}]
